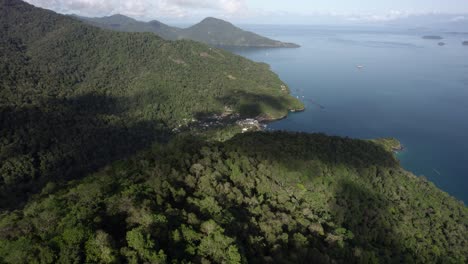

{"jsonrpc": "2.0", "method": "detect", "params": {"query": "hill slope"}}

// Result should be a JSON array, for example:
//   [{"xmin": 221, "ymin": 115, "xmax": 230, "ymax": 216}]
[
  {"xmin": 0, "ymin": 132, "xmax": 466, "ymax": 263},
  {"xmin": 0, "ymin": 0, "xmax": 302, "ymax": 207},
  {"xmin": 180, "ymin": 17, "xmax": 300, "ymax": 48},
  {"xmin": 76, "ymin": 15, "xmax": 300, "ymax": 48}
]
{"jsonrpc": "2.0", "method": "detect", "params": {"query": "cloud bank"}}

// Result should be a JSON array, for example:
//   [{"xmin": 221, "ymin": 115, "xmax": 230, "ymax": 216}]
[
  {"xmin": 25, "ymin": 0, "xmax": 247, "ymax": 18},
  {"xmin": 24, "ymin": 0, "xmax": 468, "ymax": 25}
]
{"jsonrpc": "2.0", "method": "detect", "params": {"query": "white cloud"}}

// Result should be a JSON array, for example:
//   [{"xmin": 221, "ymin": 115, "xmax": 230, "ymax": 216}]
[
  {"xmin": 450, "ymin": 16, "xmax": 466, "ymax": 22},
  {"xmin": 171, "ymin": 0, "xmax": 244, "ymax": 12},
  {"xmin": 344, "ymin": 10, "xmax": 414, "ymax": 22},
  {"xmin": 24, "ymin": 0, "xmax": 247, "ymax": 18}
]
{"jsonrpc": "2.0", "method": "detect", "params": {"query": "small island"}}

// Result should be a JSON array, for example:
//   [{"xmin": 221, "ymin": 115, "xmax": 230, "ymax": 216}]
[
  {"xmin": 422, "ymin": 35, "xmax": 443, "ymax": 40},
  {"xmin": 463, "ymin": 41, "xmax": 468, "ymax": 46}
]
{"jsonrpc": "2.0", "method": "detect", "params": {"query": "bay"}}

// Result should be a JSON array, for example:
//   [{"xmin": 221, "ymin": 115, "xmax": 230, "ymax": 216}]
[{"xmin": 228, "ymin": 25, "xmax": 468, "ymax": 203}]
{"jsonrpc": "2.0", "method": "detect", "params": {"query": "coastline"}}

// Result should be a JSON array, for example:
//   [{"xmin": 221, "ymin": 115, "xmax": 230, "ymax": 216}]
[
  {"xmin": 216, "ymin": 43, "xmax": 301, "ymax": 49},
  {"xmin": 178, "ymin": 103, "xmax": 306, "ymax": 135},
  {"xmin": 256, "ymin": 105, "xmax": 306, "ymax": 124},
  {"xmin": 227, "ymin": 26, "xmax": 468, "ymax": 204}
]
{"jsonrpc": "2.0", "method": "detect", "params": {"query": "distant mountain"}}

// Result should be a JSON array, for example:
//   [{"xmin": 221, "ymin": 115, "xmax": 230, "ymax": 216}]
[
  {"xmin": 72, "ymin": 14, "xmax": 181, "ymax": 40},
  {"xmin": 76, "ymin": 15, "xmax": 300, "ymax": 48},
  {"xmin": 181, "ymin": 17, "xmax": 300, "ymax": 48}
]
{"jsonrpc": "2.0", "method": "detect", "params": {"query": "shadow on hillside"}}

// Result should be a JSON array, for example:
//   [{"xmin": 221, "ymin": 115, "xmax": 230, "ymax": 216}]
[
  {"xmin": 217, "ymin": 91, "xmax": 292, "ymax": 117},
  {"xmin": 326, "ymin": 178, "xmax": 414, "ymax": 263},
  {"xmin": 0, "ymin": 92, "xmax": 171, "ymax": 210},
  {"xmin": 238, "ymin": 179, "xmax": 412, "ymax": 263},
  {"xmin": 225, "ymin": 131, "xmax": 399, "ymax": 170}
]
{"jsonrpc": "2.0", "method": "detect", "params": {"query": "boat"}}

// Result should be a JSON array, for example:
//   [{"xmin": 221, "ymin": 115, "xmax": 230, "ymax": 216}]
[{"xmin": 356, "ymin": 65, "xmax": 364, "ymax": 69}]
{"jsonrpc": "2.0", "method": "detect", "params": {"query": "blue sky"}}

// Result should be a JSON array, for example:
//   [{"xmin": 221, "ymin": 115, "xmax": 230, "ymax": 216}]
[{"xmin": 25, "ymin": 0, "xmax": 468, "ymax": 24}]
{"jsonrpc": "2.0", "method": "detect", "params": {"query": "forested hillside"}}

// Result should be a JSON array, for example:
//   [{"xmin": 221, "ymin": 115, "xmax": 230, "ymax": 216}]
[
  {"xmin": 0, "ymin": 1, "xmax": 466, "ymax": 263},
  {"xmin": 0, "ymin": 132, "xmax": 466, "ymax": 263},
  {"xmin": 0, "ymin": 0, "xmax": 302, "ymax": 208},
  {"xmin": 73, "ymin": 14, "xmax": 181, "ymax": 40},
  {"xmin": 180, "ymin": 17, "xmax": 300, "ymax": 48}
]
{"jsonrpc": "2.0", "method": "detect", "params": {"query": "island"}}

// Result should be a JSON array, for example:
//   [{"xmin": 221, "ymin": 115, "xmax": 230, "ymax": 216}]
[
  {"xmin": 75, "ymin": 15, "xmax": 301, "ymax": 48},
  {"xmin": 463, "ymin": 41, "xmax": 468, "ymax": 46},
  {"xmin": 422, "ymin": 35, "xmax": 443, "ymax": 40}
]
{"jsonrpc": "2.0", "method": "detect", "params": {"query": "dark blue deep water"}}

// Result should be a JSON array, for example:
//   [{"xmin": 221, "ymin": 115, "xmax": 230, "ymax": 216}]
[{"xmin": 229, "ymin": 25, "xmax": 468, "ymax": 203}]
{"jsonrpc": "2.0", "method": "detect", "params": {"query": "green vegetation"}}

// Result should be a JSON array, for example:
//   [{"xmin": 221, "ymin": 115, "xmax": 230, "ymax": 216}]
[
  {"xmin": 0, "ymin": 132, "xmax": 466, "ymax": 263},
  {"xmin": 370, "ymin": 138, "xmax": 403, "ymax": 152},
  {"xmin": 77, "ymin": 15, "xmax": 301, "ymax": 48},
  {"xmin": 179, "ymin": 17, "xmax": 301, "ymax": 48},
  {"xmin": 0, "ymin": 0, "xmax": 302, "ymax": 207},
  {"xmin": 0, "ymin": 1, "xmax": 466, "ymax": 263},
  {"xmin": 73, "ymin": 14, "xmax": 181, "ymax": 40}
]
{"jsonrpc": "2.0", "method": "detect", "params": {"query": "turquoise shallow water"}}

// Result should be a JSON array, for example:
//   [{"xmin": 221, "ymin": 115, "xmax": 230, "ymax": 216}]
[{"xmin": 228, "ymin": 25, "xmax": 468, "ymax": 203}]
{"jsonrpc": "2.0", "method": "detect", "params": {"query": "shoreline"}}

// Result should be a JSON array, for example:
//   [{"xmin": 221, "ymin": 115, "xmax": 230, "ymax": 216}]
[
  {"xmin": 392, "ymin": 144, "xmax": 405, "ymax": 153},
  {"xmin": 256, "ymin": 106, "xmax": 306, "ymax": 124},
  {"xmin": 178, "ymin": 104, "xmax": 306, "ymax": 134}
]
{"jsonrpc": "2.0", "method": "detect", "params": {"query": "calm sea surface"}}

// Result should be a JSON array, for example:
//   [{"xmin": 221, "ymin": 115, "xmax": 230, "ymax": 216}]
[{"xmin": 228, "ymin": 25, "xmax": 468, "ymax": 203}]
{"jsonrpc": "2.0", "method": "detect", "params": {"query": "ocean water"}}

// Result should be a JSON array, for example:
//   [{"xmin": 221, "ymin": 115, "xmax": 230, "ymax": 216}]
[{"xmin": 228, "ymin": 25, "xmax": 468, "ymax": 203}]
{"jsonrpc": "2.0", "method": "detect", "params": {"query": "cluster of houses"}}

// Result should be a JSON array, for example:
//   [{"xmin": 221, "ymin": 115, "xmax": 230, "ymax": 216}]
[
  {"xmin": 171, "ymin": 104, "xmax": 269, "ymax": 133},
  {"xmin": 236, "ymin": 118, "xmax": 266, "ymax": 133},
  {"xmin": 172, "ymin": 114, "xmax": 267, "ymax": 134}
]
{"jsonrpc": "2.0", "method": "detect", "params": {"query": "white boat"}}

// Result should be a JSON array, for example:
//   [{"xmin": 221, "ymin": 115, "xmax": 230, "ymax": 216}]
[{"xmin": 356, "ymin": 65, "xmax": 364, "ymax": 69}]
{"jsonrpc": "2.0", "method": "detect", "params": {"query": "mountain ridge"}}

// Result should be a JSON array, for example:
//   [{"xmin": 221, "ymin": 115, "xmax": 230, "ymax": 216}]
[
  {"xmin": 75, "ymin": 13, "xmax": 301, "ymax": 48},
  {"xmin": 71, "ymin": 13, "xmax": 182, "ymax": 40}
]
